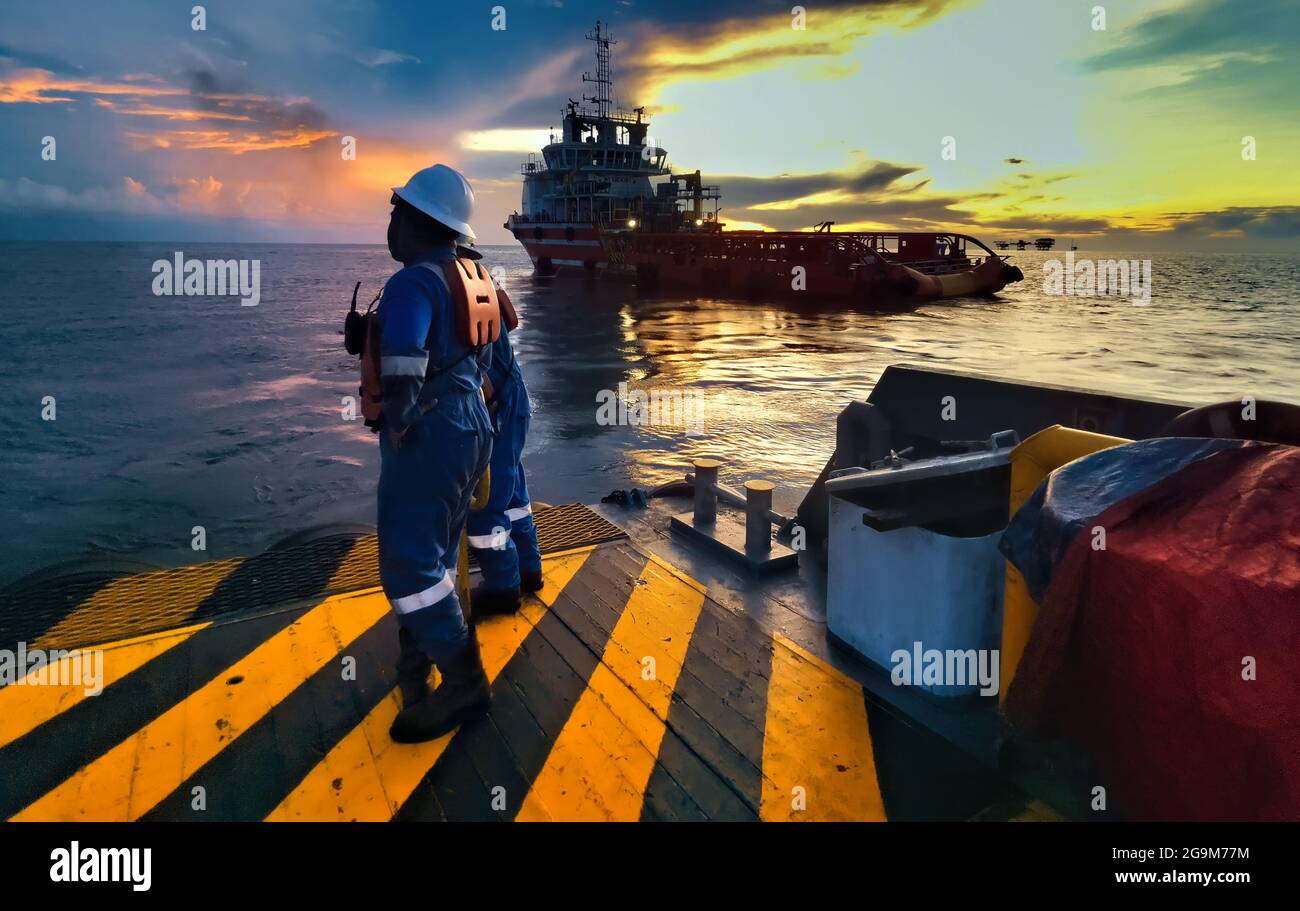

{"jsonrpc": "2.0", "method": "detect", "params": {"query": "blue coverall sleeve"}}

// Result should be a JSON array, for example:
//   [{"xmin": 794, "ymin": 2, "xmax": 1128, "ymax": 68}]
[{"xmin": 377, "ymin": 269, "xmax": 433, "ymax": 434}]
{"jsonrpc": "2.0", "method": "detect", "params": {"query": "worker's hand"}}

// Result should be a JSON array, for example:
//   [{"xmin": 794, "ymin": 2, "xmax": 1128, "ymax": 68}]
[{"xmin": 387, "ymin": 425, "xmax": 408, "ymax": 449}]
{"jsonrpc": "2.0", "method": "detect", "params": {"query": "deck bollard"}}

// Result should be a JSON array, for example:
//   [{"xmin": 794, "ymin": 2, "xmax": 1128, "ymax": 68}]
[
  {"xmin": 744, "ymin": 479, "xmax": 774, "ymax": 554},
  {"xmin": 693, "ymin": 458, "xmax": 721, "ymax": 526}
]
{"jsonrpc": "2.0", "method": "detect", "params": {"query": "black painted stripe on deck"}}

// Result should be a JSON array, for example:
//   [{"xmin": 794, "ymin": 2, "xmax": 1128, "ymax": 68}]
[
  {"xmin": 519, "ymin": 543, "xmax": 741, "ymax": 820},
  {"xmin": 0, "ymin": 575, "xmax": 117, "ymax": 652},
  {"xmin": 533, "ymin": 545, "xmax": 763, "ymax": 820},
  {"xmin": 188, "ymin": 536, "xmax": 360, "ymax": 624},
  {"xmin": 141, "ymin": 612, "xmax": 401, "ymax": 821},
  {"xmin": 639, "ymin": 595, "xmax": 777, "ymax": 820},
  {"xmin": 0, "ymin": 606, "xmax": 305, "ymax": 820},
  {"xmin": 528, "ymin": 546, "xmax": 719, "ymax": 820},
  {"xmin": 636, "ymin": 610, "xmax": 772, "ymax": 820},
  {"xmin": 528, "ymin": 585, "xmax": 711, "ymax": 821},
  {"xmin": 393, "ymin": 546, "xmax": 647, "ymax": 822}
]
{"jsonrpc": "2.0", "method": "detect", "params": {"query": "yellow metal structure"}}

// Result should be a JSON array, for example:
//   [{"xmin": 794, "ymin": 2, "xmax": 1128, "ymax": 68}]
[{"xmin": 998, "ymin": 425, "xmax": 1129, "ymax": 702}]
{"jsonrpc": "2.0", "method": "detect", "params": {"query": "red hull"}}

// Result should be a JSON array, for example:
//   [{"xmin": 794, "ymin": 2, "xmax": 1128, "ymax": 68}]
[{"xmin": 506, "ymin": 221, "xmax": 622, "ymax": 276}]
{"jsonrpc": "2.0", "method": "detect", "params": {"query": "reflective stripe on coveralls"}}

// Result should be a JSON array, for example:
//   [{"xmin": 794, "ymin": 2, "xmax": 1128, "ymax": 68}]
[
  {"xmin": 388, "ymin": 574, "xmax": 455, "ymax": 614},
  {"xmin": 466, "ymin": 529, "xmax": 509, "ymax": 549},
  {"xmin": 375, "ymin": 246, "xmax": 492, "ymax": 664}
]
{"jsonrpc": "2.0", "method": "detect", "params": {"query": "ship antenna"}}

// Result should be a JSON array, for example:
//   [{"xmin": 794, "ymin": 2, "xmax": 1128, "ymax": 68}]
[{"xmin": 582, "ymin": 20, "xmax": 615, "ymax": 119}]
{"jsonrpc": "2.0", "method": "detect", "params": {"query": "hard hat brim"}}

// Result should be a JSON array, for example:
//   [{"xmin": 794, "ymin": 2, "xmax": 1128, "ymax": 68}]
[{"xmin": 391, "ymin": 186, "xmax": 477, "ymax": 245}]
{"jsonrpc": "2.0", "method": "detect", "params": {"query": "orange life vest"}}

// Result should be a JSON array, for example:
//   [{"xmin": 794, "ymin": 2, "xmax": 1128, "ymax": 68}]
[
  {"xmin": 444, "ymin": 257, "xmax": 503, "ymax": 347},
  {"xmin": 358, "ymin": 314, "xmax": 385, "ymax": 425},
  {"xmin": 351, "ymin": 258, "xmax": 511, "ymax": 429},
  {"xmin": 497, "ymin": 285, "xmax": 519, "ymax": 332}
]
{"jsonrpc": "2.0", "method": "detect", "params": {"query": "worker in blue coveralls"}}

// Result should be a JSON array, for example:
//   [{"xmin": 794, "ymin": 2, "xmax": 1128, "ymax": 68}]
[
  {"xmin": 465, "ymin": 278, "xmax": 543, "ymax": 616},
  {"xmin": 377, "ymin": 164, "xmax": 493, "ymax": 744}
]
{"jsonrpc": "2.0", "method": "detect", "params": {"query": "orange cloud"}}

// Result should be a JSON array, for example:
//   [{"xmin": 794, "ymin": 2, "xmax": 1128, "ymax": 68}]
[
  {"xmin": 93, "ymin": 98, "xmax": 254, "ymax": 122},
  {"xmin": 0, "ymin": 61, "xmax": 477, "ymax": 237},
  {"xmin": 3, "ymin": 63, "xmax": 334, "ymax": 155},
  {"xmin": 125, "ymin": 127, "xmax": 336, "ymax": 154},
  {"xmin": 0, "ymin": 67, "xmax": 188, "ymax": 104}
]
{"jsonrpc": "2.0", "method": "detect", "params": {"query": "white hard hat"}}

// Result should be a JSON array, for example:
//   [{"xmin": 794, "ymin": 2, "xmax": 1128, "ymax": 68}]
[{"xmin": 392, "ymin": 164, "xmax": 477, "ymax": 244}]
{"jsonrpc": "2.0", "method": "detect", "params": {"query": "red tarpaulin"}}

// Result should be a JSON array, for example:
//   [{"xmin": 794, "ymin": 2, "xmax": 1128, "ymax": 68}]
[{"xmin": 1004, "ymin": 444, "xmax": 1300, "ymax": 821}]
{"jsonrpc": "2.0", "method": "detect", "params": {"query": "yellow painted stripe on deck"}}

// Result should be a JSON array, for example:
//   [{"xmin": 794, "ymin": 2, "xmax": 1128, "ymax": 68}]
[
  {"xmin": 0, "ymin": 623, "xmax": 209, "ymax": 752},
  {"xmin": 516, "ymin": 557, "xmax": 706, "ymax": 822},
  {"xmin": 33, "ymin": 559, "xmax": 241, "ymax": 650},
  {"xmin": 325, "ymin": 537, "xmax": 381, "ymax": 594},
  {"xmin": 266, "ymin": 546, "xmax": 596, "ymax": 822},
  {"xmin": 760, "ymin": 632, "xmax": 886, "ymax": 822},
  {"xmin": 1, "ymin": 541, "xmax": 365, "ymax": 761},
  {"xmin": 13, "ymin": 590, "xmax": 388, "ymax": 822}
]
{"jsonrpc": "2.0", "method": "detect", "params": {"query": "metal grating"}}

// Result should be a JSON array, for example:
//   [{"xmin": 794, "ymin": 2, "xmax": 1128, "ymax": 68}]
[{"xmin": 0, "ymin": 504, "xmax": 626, "ymax": 651}]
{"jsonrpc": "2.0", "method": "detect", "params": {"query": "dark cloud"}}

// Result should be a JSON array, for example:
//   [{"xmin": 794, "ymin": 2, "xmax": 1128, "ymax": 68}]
[
  {"xmin": 707, "ymin": 161, "xmax": 920, "ymax": 210},
  {"xmin": 973, "ymin": 214, "xmax": 1114, "ymax": 235},
  {"xmin": 1166, "ymin": 206, "xmax": 1300, "ymax": 239},
  {"xmin": 1086, "ymin": 0, "xmax": 1297, "ymax": 70},
  {"xmin": 1083, "ymin": 0, "xmax": 1299, "ymax": 111},
  {"xmin": 710, "ymin": 161, "xmax": 1104, "ymax": 236},
  {"xmin": 185, "ymin": 69, "xmax": 330, "ymax": 131},
  {"xmin": 0, "ymin": 43, "xmax": 83, "ymax": 73},
  {"xmin": 729, "ymin": 195, "xmax": 968, "ymax": 231},
  {"xmin": 606, "ymin": 0, "xmax": 954, "ymax": 29}
]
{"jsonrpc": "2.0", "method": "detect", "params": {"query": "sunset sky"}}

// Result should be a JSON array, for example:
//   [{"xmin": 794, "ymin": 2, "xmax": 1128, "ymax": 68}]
[{"xmin": 1, "ymin": 0, "xmax": 1296, "ymax": 249}]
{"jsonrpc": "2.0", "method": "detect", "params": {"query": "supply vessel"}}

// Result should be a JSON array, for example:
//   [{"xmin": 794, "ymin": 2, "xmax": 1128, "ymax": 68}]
[{"xmin": 505, "ymin": 23, "xmax": 1023, "ymax": 307}]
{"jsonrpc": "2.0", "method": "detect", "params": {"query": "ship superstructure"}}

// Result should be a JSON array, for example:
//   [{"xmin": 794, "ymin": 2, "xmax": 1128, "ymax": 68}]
[{"xmin": 505, "ymin": 22, "xmax": 719, "ymax": 276}]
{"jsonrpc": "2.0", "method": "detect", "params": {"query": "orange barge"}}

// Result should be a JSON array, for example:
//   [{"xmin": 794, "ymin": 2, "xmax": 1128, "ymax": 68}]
[{"xmin": 597, "ymin": 224, "xmax": 1025, "ymax": 310}]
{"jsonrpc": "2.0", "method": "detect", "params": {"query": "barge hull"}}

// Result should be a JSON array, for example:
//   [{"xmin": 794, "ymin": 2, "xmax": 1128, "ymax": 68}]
[{"xmin": 600, "ymin": 229, "xmax": 1023, "ymax": 306}]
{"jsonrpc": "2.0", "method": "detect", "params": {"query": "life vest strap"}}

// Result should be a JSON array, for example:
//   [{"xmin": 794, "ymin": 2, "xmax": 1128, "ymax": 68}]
[{"xmin": 417, "ymin": 258, "xmax": 502, "ymax": 348}]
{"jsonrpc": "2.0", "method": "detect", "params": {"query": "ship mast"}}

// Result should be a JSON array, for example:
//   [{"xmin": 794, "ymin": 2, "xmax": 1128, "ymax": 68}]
[{"xmin": 582, "ymin": 21, "xmax": 615, "ymax": 119}]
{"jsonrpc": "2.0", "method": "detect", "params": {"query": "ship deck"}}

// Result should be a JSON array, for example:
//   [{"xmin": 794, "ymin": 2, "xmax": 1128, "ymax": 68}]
[{"xmin": 0, "ymin": 503, "xmax": 1055, "ymax": 822}]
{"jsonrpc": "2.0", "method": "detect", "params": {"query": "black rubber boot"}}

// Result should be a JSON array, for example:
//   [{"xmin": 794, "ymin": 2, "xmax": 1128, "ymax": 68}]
[
  {"xmin": 520, "ymin": 569, "xmax": 544, "ymax": 594},
  {"xmin": 389, "ymin": 634, "xmax": 490, "ymax": 744},
  {"xmin": 395, "ymin": 627, "xmax": 432, "ymax": 708},
  {"xmin": 471, "ymin": 585, "xmax": 521, "ymax": 622}
]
